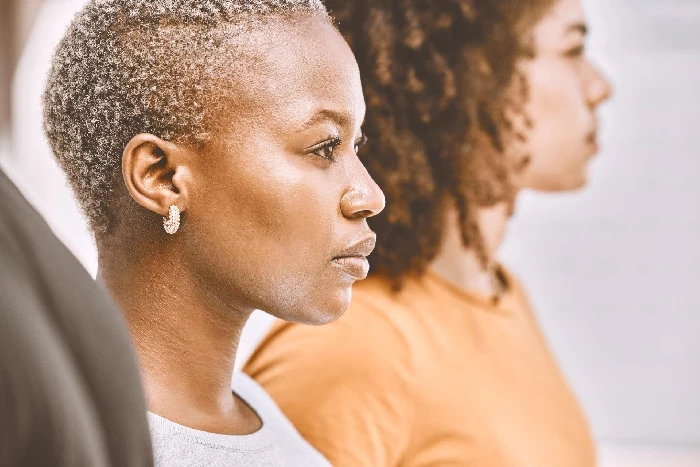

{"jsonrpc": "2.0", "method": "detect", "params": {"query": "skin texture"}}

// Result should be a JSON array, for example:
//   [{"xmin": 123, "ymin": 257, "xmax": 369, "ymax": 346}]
[
  {"xmin": 99, "ymin": 18, "xmax": 384, "ymax": 435},
  {"xmin": 434, "ymin": 0, "xmax": 613, "ymax": 296}
]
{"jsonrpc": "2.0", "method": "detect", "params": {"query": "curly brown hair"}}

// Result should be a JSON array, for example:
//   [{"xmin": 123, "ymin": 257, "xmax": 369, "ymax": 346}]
[{"xmin": 325, "ymin": 0, "xmax": 555, "ymax": 287}]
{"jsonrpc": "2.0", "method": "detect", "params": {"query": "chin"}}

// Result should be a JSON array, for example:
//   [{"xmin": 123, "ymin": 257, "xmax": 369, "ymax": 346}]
[
  {"xmin": 551, "ymin": 176, "xmax": 588, "ymax": 192},
  {"xmin": 567, "ymin": 176, "xmax": 589, "ymax": 192},
  {"xmin": 271, "ymin": 287, "xmax": 352, "ymax": 326},
  {"xmin": 562, "ymin": 168, "xmax": 591, "ymax": 192},
  {"xmin": 529, "ymin": 168, "xmax": 590, "ymax": 193}
]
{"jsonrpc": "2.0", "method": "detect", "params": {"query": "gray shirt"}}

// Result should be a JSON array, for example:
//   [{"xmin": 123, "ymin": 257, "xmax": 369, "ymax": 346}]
[
  {"xmin": 147, "ymin": 373, "xmax": 330, "ymax": 467},
  {"xmin": 0, "ymin": 168, "xmax": 153, "ymax": 466}
]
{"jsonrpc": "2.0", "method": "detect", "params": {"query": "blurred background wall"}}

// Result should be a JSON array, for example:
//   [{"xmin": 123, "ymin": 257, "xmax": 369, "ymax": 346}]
[{"xmin": 1, "ymin": 0, "xmax": 697, "ymax": 465}]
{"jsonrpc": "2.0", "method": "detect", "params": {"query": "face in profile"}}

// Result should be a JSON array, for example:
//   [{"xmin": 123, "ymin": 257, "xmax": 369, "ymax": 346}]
[
  {"xmin": 154, "ymin": 20, "xmax": 384, "ymax": 325},
  {"xmin": 516, "ymin": 0, "xmax": 613, "ymax": 192}
]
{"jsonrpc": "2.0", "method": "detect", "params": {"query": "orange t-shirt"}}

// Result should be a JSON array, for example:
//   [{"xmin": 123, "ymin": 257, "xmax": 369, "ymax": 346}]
[{"xmin": 244, "ymin": 268, "xmax": 596, "ymax": 466}]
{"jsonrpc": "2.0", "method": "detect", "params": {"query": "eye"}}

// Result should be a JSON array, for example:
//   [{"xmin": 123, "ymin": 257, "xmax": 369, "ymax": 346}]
[
  {"xmin": 354, "ymin": 134, "xmax": 368, "ymax": 153},
  {"xmin": 565, "ymin": 44, "xmax": 585, "ymax": 58},
  {"xmin": 309, "ymin": 136, "xmax": 342, "ymax": 162}
]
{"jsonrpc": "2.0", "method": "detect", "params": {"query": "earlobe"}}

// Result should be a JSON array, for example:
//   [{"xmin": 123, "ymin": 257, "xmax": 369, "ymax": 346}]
[{"xmin": 121, "ymin": 133, "xmax": 189, "ymax": 218}]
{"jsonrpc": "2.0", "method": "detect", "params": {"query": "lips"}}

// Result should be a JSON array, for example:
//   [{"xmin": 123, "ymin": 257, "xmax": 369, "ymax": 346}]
[
  {"xmin": 331, "ymin": 235, "xmax": 376, "ymax": 280},
  {"xmin": 335, "ymin": 235, "xmax": 376, "ymax": 258},
  {"xmin": 586, "ymin": 130, "xmax": 599, "ymax": 154},
  {"xmin": 332, "ymin": 256, "xmax": 370, "ymax": 280},
  {"xmin": 587, "ymin": 118, "xmax": 599, "ymax": 147}
]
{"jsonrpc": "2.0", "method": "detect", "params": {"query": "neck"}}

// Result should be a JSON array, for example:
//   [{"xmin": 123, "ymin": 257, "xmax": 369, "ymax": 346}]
[
  {"xmin": 431, "ymin": 200, "xmax": 511, "ymax": 298},
  {"xmin": 98, "ymin": 238, "xmax": 257, "ymax": 433}
]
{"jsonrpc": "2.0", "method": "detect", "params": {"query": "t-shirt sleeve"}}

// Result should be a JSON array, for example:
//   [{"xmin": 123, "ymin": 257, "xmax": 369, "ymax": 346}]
[{"xmin": 244, "ymin": 305, "xmax": 416, "ymax": 467}]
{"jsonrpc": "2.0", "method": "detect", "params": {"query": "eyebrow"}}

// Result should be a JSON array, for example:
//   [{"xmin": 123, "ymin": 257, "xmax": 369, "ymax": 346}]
[
  {"xmin": 567, "ymin": 22, "xmax": 588, "ymax": 36},
  {"xmin": 299, "ymin": 109, "xmax": 355, "ymax": 130}
]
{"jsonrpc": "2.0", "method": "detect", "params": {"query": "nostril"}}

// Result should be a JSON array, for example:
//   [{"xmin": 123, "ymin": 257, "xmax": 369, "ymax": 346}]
[
  {"xmin": 340, "ymin": 183, "xmax": 385, "ymax": 219},
  {"xmin": 354, "ymin": 209, "xmax": 375, "ymax": 220}
]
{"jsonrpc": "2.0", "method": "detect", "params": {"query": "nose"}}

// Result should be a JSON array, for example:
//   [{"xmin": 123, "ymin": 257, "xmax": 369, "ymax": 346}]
[
  {"xmin": 340, "ymin": 160, "xmax": 385, "ymax": 220},
  {"xmin": 586, "ymin": 61, "xmax": 614, "ymax": 108}
]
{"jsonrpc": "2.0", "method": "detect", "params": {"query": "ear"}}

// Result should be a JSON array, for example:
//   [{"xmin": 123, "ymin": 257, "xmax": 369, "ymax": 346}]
[{"xmin": 121, "ymin": 133, "xmax": 192, "ymax": 218}]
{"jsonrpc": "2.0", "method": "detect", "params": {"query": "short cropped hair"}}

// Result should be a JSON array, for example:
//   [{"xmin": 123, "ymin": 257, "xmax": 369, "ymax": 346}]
[{"xmin": 43, "ymin": 0, "xmax": 329, "ymax": 236}]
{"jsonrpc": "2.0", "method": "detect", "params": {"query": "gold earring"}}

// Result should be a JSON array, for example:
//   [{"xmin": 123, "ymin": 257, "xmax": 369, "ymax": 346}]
[{"xmin": 163, "ymin": 205, "xmax": 180, "ymax": 235}]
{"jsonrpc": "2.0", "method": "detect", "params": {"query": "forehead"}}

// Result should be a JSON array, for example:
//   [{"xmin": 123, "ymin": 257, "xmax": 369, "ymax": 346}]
[
  {"xmin": 532, "ymin": 0, "xmax": 586, "ymax": 44},
  {"xmin": 219, "ymin": 19, "xmax": 364, "ymax": 130}
]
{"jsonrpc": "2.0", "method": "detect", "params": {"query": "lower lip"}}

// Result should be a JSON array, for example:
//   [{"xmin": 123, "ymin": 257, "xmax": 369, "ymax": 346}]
[{"xmin": 331, "ymin": 256, "xmax": 370, "ymax": 280}]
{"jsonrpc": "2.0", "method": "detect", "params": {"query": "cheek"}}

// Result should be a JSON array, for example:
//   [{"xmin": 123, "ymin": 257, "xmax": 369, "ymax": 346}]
[
  {"xmin": 216, "ymin": 160, "xmax": 336, "ymax": 259},
  {"xmin": 527, "ymin": 61, "xmax": 583, "ymax": 137},
  {"xmin": 186, "ymin": 153, "xmax": 344, "ymax": 311},
  {"xmin": 521, "ymin": 60, "xmax": 590, "ymax": 180}
]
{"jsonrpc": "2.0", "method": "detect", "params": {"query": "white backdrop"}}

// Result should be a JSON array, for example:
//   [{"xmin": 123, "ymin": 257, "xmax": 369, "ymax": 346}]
[{"xmin": 3, "ymin": 0, "xmax": 698, "ymax": 464}]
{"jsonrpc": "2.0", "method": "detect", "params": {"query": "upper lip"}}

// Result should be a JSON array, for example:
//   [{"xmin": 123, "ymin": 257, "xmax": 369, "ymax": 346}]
[{"xmin": 333, "ymin": 234, "xmax": 377, "ymax": 259}]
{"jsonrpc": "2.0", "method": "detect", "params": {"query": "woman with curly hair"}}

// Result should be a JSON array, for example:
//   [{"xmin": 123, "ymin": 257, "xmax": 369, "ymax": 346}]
[{"xmin": 245, "ymin": 0, "xmax": 613, "ymax": 465}]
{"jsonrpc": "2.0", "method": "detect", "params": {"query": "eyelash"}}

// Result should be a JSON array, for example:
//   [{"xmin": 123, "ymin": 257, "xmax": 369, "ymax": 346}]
[
  {"xmin": 310, "ymin": 136, "xmax": 342, "ymax": 162},
  {"xmin": 309, "ymin": 134, "xmax": 369, "ymax": 163},
  {"xmin": 566, "ymin": 45, "xmax": 585, "ymax": 58}
]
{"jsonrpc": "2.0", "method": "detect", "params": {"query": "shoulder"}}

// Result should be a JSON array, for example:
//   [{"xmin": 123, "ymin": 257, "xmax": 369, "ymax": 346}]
[
  {"xmin": 0, "ymin": 169, "xmax": 92, "ymax": 297},
  {"xmin": 499, "ymin": 264, "xmax": 542, "ymax": 327},
  {"xmin": 0, "ymin": 170, "xmax": 51, "ymax": 250},
  {"xmin": 0, "ymin": 171, "xmax": 37, "ymax": 273},
  {"xmin": 0, "ymin": 170, "xmax": 153, "ymax": 467},
  {"xmin": 233, "ymin": 373, "xmax": 288, "ymax": 423},
  {"xmin": 249, "ymin": 277, "xmax": 417, "ymax": 386},
  {"xmin": 499, "ymin": 265, "xmax": 527, "ymax": 297},
  {"xmin": 233, "ymin": 373, "xmax": 308, "ymax": 435},
  {"xmin": 231, "ymin": 373, "xmax": 331, "ymax": 466}
]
